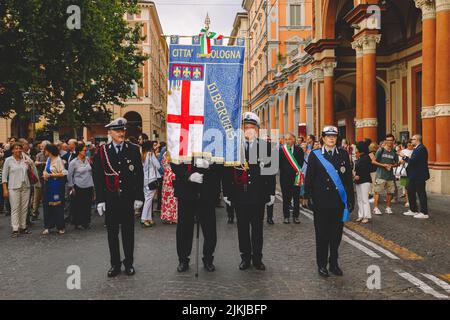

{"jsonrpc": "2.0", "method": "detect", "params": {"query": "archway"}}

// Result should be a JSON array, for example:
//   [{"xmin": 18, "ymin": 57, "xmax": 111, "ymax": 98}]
[{"xmin": 124, "ymin": 111, "xmax": 142, "ymax": 140}]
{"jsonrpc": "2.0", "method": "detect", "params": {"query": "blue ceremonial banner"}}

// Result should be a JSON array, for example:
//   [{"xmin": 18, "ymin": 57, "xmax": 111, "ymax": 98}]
[{"xmin": 167, "ymin": 42, "xmax": 245, "ymax": 166}]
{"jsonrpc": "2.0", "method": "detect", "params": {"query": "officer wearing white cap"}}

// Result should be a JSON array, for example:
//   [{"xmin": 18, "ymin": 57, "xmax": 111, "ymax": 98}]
[
  {"xmin": 222, "ymin": 112, "xmax": 276, "ymax": 271},
  {"xmin": 304, "ymin": 125, "xmax": 354, "ymax": 278},
  {"xmin": 92, "ymin": 117, "xmax": 144, "ymax": 277}
]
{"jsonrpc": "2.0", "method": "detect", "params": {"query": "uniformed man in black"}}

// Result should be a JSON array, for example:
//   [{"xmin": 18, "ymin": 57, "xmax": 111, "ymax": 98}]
[
  {"xmin": 171, "ymin": 158, "xmax": 221, "ymax": 272},
  {"xmin": 92, "ymin": 118, "xmax": 144, "ymax": 277},
  {"xmin": 304, "ymin": 126, "xmax": 354, "ymax": 278},
  {"xmin": 222, "ymin": 112, "xmax": 276, "ymax": 271}
]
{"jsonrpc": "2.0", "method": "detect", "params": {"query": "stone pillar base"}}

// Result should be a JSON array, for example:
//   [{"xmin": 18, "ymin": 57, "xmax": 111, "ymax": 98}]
[{"xmin": 427, "ymin": 168, "xmax": 450, "ymax": 195}]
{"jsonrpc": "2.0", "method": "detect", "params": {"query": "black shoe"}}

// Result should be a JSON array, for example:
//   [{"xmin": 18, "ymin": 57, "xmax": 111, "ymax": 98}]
[
  {"xmin": 177, "ymin": 261, "xmax": 189, "ymax": 272},
  {"xmin": 124, "ymin": 266, "xmax": 135, "ymax": 276},
  {"xmin": 239, "ymin": 260, "xmax": 251, "ymax": 270},
  {"xmin": 318, "ymin": 267, "xmax": 329, "ymax": 278},
  {"xmin": 202, "ymin": 258, "xmax": 216, "ymax": 272},
  {"xmin": 227, "ymin": 216, "xmax": 234, "ymax": 224},
  {"xmin": 329, "ymin": 266, "xmax": 343, "ymax": 276},
  {"xmin": 293, "ymin": 217, "xmax": 301, "ymax": 224},
  {"xmin": 107, "ymin": 266, "xmax": 121, "ymax": 278},
  {"xmin": 267, "ymin": 218, "xmax": 274, "ymax": 225},
  {"xmin": 283, "ymin": 218, "xmax": 290, "ymax": 224},
  {"xmin": 253, "ymin": 261, "xmax": 266, "ymax": 271}
]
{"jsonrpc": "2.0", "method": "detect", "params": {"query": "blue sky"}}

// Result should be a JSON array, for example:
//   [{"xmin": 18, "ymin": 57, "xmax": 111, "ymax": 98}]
[{"xmin": 154, "ymin": 0, "xmax": 243, "ymax": 43}]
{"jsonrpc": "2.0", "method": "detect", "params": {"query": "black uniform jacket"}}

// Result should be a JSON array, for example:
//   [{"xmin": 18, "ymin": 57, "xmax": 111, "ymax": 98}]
[
  {"xmin": 171, "ymin": 161, "xmax": 222, "ymax": 204},
  {"xmin": 222, "ymin": 139, "xmax": 277, "ymax": 206},
  {"xmin": 304, "ymin": 147, "xmax": 354, "ymax": 210},
  {"xmin": 93, "ymin": 141, "xmax": 144, "ymax": 224}
]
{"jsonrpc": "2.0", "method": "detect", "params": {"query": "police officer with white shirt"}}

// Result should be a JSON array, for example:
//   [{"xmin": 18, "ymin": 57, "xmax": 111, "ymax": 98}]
[
  {"xmin": 304, "ymin": 126, "xmax": 354, "ymax": 278},
  {"xmin": 222, "ymin": 112, "xmax": 276, "ymax": 271},
  {"xmin": 92, "ymin": 118, "xmax": 144, "ymax": 278}
]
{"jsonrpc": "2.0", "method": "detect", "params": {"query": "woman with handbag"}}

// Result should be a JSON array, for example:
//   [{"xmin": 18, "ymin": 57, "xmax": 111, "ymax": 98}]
[
  {"xmin": 2, "ymin": 142, "xmax": 36, "ymax": 237},
  {"xmin": 141, "ymin": 141, "xmax": 161, "ymax": 228},
  {"xmin": 42, "ymin": 144, "xmax": 68, "ymax": 235}
]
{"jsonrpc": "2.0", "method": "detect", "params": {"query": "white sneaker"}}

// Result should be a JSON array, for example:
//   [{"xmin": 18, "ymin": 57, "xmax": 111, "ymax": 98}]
[
  {"xmin": 413, "ymin": 213, "xmax": 429, "ymax": 219},
  {"xmin": 373, "ymin": 207, "xmax": 382, "ymax": 215},
  {"xmin": 403, "ymin": 210, "xmax": 417, "ymax": 216},
  {"xmin": 385, "ymin": 207, "xmax": 393, "ymax": 215}
]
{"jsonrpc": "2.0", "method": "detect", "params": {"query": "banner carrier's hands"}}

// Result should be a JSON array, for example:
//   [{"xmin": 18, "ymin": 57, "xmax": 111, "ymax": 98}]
[
  {"xmin": 134, "ymin": 200, "xmax": 144, "ymax": 210},
  {"xmin": 223, "ymin": 196, "xmax": 231, "ymax": 206},
  {"xmin": 97, "ymin": 202, "xmax": 106, "ymax": 216},
  {"xmin": 189, "ymin": 172, "xmax": 204, "ymax": 184},
  {"xmin": 266, "ymin": 195, "xmax": 275, "ymax": 206},
  {"xmin": 195, "ymin": 158, "xmax": 210, "ymax": 169}
]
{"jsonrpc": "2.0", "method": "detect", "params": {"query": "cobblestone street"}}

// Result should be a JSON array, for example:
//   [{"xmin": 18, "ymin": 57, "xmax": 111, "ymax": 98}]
[{"xmin": 0, "ymin": 191, "xmax": 449, "ymax": 300}]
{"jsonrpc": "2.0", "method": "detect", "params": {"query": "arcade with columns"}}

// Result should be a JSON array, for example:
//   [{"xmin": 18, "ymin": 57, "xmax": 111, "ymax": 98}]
[{"xmin": 299, "ymin": 0, "xmax": 450, "ymax": 194}]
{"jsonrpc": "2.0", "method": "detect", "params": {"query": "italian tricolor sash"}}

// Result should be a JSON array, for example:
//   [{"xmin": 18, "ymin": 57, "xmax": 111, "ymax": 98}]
[
  {"xmin": 199, "ymin": 28, "xmax": 223, "ymax": 56},
  {"xmin": 282, "ymin": 144, "xmax": 304, "ymax": 187}
]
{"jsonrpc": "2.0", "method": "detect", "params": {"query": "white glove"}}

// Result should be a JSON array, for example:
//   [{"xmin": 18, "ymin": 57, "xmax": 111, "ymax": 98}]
[
  {"xmin": 223, "ymin": 196, "xmax": 231, "ymax": 206},
  {"xmin": 97, "ymin": 202, "xmax": 106, "ymax": 216},
  {"xmin": 195, "ymin": 158, "xmax": 210, "ymax": 169},
  {"xmin": 134, "ymin": 200, "xmax": 144, "ymax": 210},
  {"xmin": 188, "ymin": 172, "xmax": 204, "ymax": 184},
  {"xmin": 265, "ymin": 195, "xmax": 275, "ymax": 207}
]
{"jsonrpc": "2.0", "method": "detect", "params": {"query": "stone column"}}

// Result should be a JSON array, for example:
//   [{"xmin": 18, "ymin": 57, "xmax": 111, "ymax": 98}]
[
  {"xmin": 269, "ymin": 96, "xmax": 277, "ymax": 131},
  {"xmin": 322, "ymin": 62, "xmax": 337, "ymax": 126},
  {"xmin": 362, "ymin": 34, "xmax": 381, "ymax": 141},
  {"xmin": 352, "ymin": 39, "xmax": 364, "ymax": 142},
  {"xmin": 435, "ymin": 0, "xmax": 450, "ymax": 167},
  {"xmin": 299, "ymin": 76, "xmax": 307, "ymax": 124},
  {"xmin": 416, "ymin": 0, "xmax": 437, "ymax": 164},
  {"xmin": 278, "ymin": 90, "xmax": 285, "ymax": 136},
  {"xmin": 287, "ymin": 84, "xmax": 296, "ymax": 133}
]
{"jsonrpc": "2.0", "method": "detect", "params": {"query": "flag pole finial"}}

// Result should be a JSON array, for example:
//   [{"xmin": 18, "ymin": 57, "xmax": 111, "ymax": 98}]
[{"xmin": 205, "ymin": 13, "xmax": 210, "ymax": 31}]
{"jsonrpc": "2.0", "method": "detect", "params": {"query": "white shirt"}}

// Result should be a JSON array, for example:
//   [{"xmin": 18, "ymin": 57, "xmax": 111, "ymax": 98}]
[
  {"xmin": 2, "ymin": 155, "xmax": 30, "ymax": 189},
  {"xmin": 322, "ymin": 146, "xmax": 338, "ymax": 155},
  {"xmin": 112, "ymin": 141, "xmax": 124, "ymax": 153}
]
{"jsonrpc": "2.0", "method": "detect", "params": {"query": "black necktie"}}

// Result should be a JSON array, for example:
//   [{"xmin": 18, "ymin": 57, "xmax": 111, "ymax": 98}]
[
  {"xmin": 116, "ymin": 145, "xmax": 121, "ymax": 154},
  {"xmin": 328, "ymin": 150, "xmax": 333, "ymax": 157},
  {"xmin": 245, "ymin": 142, "xmax": 249, "ymax": 161}
]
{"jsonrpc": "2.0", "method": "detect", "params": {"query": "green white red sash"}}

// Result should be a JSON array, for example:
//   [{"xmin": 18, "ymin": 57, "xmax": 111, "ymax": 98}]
[
  {"xmin": 282, "ymin": 144, "xmax": 304, "ymax": 186},
  {"xmin": 199, "ymin": 28, "xmax": 223, "ymax": 56}
]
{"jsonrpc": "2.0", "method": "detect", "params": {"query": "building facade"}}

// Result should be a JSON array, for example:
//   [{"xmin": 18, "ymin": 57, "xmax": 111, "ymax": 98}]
[
  {"xmin": 242, "ymin": 0, "xmax": 313, "ymax": 136},
  {"xmin": 85, "ymin": 0, "xmax": 168, "ymax": 142},
  {"xmin": 242, "ymin": 0, "xmax": 450, "ymax": 194},
  {"xmin": 229, "ymin": 12, "xmax": 250, "ymax": 113}
]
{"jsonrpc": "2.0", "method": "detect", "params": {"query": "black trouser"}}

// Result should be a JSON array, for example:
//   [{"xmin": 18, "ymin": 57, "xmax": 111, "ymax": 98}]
[
  {"xmin": 176, "ymin": 199, "xmax": 217, "ymax": 263},
  {"xmin": 235, "ymin": 203, "xmax": 265, "ymax": 263},
  {"xmin": 71, "ymin": 186, "xmax": 93, "ymax": 227},
  {"xmin": 266, "ymin": 204, "xmax": 273, "ymax": 220},
  {"xmin": 107, "ymin": 222, "xmax": 134, "ymax": 268},
  {"xmin": 407, "ymin": 179, "xmax": 428, "ymax": 215},
  {"xmin": 281, "ymin": 181, "xmax": 300, "ymax": 218},
  {"xmin": 313, "ymin": 208, "xmax": 344, "ymax": 269}
]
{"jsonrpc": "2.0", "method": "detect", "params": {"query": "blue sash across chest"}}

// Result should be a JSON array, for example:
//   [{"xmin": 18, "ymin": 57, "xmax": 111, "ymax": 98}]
[{"xmin": 313, "ymin": 149, "xmax": 349, "ymax": 222}]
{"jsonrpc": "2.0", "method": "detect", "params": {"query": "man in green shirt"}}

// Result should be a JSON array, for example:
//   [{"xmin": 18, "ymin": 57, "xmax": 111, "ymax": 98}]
[{"xmin": 372, "ymin": 134, "xmax": 399, "ymax": 215}]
